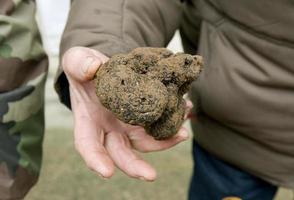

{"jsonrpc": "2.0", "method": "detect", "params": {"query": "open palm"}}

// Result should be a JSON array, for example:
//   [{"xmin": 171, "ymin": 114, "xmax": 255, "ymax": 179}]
[{"xmin": 62, "ymin": 47, "xmax": 190, "ymax": 181}]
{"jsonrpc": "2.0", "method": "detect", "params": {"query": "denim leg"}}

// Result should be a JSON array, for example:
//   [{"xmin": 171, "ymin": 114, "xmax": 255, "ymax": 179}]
[{"xmin": 188, "ymin": 141, "xmax": 277, "ymax": 200}]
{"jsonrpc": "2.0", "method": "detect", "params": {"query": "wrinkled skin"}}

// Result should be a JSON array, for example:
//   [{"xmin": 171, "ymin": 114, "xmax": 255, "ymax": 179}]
[{"xmin": 95, "ymin": 47, "xmax": 203, "ymax": 140}]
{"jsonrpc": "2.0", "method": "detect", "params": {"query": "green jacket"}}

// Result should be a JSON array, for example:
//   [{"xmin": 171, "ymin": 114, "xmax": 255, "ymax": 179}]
[
  {"xmin": 57, "ymin": 0, "xmax": 294, "ymax": 188},
  {"xmin": 0, "ymin": 0, "xmax": 48, "ymax": 199}
]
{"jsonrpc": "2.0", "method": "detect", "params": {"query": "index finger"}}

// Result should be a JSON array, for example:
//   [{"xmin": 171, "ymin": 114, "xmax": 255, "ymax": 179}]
[{"xmin": 71, "ymin": 89, "xmax": 115, "ymax": 178}]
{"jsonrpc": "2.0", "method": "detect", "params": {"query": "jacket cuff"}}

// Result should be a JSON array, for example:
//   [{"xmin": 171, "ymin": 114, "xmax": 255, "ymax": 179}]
[{"xmin": 54, "ymin": 71, "xmax": 71, "ymax": 109}]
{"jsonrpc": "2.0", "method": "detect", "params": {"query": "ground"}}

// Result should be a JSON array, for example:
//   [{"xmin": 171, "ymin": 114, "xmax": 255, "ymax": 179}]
[{"xmin": 25, "ymin": 127, "xmax": 193, "ymax": 200}]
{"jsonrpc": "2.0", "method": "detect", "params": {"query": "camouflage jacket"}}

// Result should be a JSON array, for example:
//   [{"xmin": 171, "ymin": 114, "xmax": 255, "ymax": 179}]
[{"xmin": 0, "ymin": 0, "xmax": 48, "ymax": 199}]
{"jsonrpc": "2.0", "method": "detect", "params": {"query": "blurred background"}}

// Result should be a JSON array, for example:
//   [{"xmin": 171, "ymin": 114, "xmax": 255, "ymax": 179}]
[{"xmin": 25, "ymin": 1, "xmax": 293, "ymax": 199}]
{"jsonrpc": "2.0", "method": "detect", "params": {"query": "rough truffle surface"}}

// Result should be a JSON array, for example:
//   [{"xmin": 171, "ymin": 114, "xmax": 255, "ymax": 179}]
[{"xmin": 95, "ymin": 47, "xmax": 203, "ymax": 140}]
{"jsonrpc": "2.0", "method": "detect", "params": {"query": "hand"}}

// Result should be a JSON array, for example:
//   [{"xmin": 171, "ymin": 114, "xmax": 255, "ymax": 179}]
[{"xmin": 62, "ymin": 47, "xmax": 191, "ymax": 181}]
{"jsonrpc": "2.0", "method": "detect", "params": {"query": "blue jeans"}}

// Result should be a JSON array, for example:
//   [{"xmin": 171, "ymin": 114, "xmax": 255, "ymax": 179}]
[{"xmin": 189, "ymin": 141, "xmax": 277, "ymax": 200}]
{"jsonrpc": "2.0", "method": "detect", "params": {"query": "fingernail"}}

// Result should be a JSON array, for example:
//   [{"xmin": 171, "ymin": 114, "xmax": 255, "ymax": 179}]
[
  {"xmin": 82, "ymin": 56, "xmax": 94, "ymax": 74},
  {"xmin": 81, "ymin": 56, "xmax": 101, "ymax": 77}
]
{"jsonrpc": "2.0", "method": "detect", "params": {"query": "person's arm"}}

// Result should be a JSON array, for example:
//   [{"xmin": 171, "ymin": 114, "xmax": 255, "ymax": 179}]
[
  {"xmin": 55, "ymin": 0, "xmax": 182, "ymax": 108},
  {"xmin": 55, "ymin": 0, "xmax": 187, "ymax": 181},
  {"xmin": 62, "ymin": 0, "xmax": 181, "ymax": 55}
]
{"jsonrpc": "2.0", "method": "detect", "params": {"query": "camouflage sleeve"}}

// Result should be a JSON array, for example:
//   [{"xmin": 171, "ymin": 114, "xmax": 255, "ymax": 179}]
[{"xmin": 0, "ymin": 0, "xmax": 48, "ymax": 199}]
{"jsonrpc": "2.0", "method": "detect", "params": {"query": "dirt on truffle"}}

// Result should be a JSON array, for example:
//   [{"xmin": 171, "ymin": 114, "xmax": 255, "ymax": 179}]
[{"xmin": 95, "ymin": 47, "xmax": 203, "ymax": 140}]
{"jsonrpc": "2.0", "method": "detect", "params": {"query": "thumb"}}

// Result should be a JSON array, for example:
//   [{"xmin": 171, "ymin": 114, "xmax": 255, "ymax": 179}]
[{"xmin": 62, "ymin": 47, "xmax": 108, "ymax": 82}]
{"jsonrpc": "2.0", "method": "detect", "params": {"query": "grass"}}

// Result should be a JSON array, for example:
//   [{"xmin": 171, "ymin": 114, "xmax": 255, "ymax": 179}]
[
  {"xmin": 25, "ymin": 126, "xmax": 294, "ymax": 200},
  {"xmin": 25, "ymin": 126, "xmax": 193, "ymax": 200}
]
